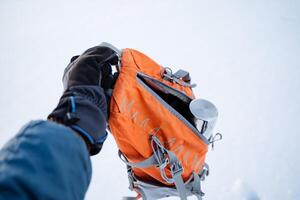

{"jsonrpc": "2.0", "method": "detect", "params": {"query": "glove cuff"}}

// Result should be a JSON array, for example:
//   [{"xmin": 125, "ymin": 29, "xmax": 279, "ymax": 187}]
[{"xmin": 48, "ymin": 85, "xmax": 108, "ymax": 155}]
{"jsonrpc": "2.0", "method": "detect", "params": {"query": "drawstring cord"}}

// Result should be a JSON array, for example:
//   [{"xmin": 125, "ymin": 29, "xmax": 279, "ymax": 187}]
[{"xmin": 208, "ymin": 133, "xmax": 222, "ymax": 150}]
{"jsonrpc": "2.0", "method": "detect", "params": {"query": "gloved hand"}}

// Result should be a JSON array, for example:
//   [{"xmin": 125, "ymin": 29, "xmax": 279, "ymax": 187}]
[{"xmin": 48, "ymin": 44, "xmax": 119, "ymax": 155}]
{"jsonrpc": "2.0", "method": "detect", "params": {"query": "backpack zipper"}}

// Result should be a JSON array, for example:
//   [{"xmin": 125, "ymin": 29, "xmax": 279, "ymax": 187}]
[{"xmin": 136, "ymin": 73, "xmax": 209, "ymax": 145}]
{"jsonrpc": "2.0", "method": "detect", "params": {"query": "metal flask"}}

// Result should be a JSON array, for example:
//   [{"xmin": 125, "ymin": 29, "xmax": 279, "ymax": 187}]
[{"xmin": 189, "ymin": 99, "xmax": 218, "ymax": 140}]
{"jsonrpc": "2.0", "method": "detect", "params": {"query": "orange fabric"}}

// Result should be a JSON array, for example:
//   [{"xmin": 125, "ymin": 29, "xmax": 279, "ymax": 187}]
[{"xmin": 109, "ymin": 49, "xmax": 208, "ymax": 185}]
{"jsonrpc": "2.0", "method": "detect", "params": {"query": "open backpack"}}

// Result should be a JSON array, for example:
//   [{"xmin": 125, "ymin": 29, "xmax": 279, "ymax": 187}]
[{"xmin": 104, "ymin": 43, "xmax": 221, "ymax": 200}]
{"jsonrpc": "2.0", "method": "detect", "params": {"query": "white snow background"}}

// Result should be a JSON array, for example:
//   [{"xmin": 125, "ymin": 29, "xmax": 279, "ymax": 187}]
[{"xmin": 0, "ymin": 0, "xmax": 299, "ymax": 199}]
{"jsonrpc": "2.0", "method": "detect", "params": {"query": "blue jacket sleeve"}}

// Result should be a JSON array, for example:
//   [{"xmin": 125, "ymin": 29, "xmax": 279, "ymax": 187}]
[{"xmin": 0, "ymin": 120, "xmax": 92, "ymax": 200}]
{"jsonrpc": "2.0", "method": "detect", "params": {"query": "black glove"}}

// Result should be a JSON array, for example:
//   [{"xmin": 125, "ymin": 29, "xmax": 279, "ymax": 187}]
[{"xmin": 48, "ymin": 44, "xmax": 119, "ymax": 155}]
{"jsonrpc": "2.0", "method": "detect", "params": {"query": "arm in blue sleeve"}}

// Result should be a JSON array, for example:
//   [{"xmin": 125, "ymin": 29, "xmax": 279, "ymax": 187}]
[{"xmin": 0, "ymin": 120, "xmax": 92, "ymax": 200}]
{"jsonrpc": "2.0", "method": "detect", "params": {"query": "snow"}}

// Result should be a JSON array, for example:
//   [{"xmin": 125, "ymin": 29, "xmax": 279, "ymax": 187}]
[{"xmin": 0, "ymin": 0, "xmax": 300, "ymax": 199}]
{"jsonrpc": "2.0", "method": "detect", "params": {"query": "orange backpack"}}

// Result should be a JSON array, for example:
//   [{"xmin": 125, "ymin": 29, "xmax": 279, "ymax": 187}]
[{"xmin": 106, "ymin": 43, "xmax": 216, "ymax": 200}]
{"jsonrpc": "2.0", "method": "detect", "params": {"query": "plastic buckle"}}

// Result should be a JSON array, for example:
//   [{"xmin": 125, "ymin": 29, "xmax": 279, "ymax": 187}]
[
  {"xmin": 199, "ymin": 164, "xmax": 209, "ymax": 181},
  {"xmin": 159, "ymin": 160, "xmax": 174, "ymax": 184},
  {"xmin": 126, "ymin": 166, "xmax": 135, "ymax": 190},
  {"xmin": 64, "ymin": 112, "xmax": 79, "ymax": 124},
  {"xmin": 171, "ymin": 161, "xmax": 183, "ymax": 176}
]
